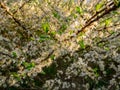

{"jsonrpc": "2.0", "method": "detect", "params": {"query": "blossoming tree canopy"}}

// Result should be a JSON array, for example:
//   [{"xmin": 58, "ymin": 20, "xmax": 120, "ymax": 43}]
[{"xmin": 0, "ymin": 0, "xmax": 120, "ymax": 89}]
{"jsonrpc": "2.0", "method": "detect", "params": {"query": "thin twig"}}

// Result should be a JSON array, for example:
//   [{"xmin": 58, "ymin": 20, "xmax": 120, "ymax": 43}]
[
  {"xmin": 63, "ymin": 1, "xmax": 118, "ymax": 41},
  {"xmin": 0, "ymin": 1, "xmax": 29, "ymax": 38},
  {"xmin": 98, "ymin": 32, "xmax": 120, "ymax": 44},
  {"xmin": 13, "ymin": 0, "xmax": 31, "ymax": 14},
  {"xmin": 86, "ymin": 1, "xmax": 114, "ymax": 23}
]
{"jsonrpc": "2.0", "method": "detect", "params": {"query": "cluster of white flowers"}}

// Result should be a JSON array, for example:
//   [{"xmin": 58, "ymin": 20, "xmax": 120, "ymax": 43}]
[{"xmin": 0, "ymin": 0, "xmax": 120, "ymax": 89}]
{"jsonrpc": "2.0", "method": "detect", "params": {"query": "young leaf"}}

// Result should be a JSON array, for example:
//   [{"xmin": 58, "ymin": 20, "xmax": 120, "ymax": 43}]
[
  {"xmin": 50, "ymin": 55, "xmax": 55, "ymax": 60},
  {"xmin": 76, "ymin": 6, "xmax": 83, "ymax": 15},
  {"xmin": 105, "ymin": 18, "xmax": 112, "ymax": 26},
  {"xmin": 11, "ymin": 72, "xmax": 21, "ymax": 81},
  {"xmin": 79, "ymin": 32, "xmax": 84, "ymax": 36},
  {"xmin": 93, "ymin": 67, "xmax": 99, "ymax": 77},
  {"xmin": 40, "ymin": 70, "xmax": 46, "ymax": 75},
  {"xmin": 39, "ymin": 34, "xmax": 50, "ymax": 42},
  {"xmin": 30, "ymin": 37, "xmax": 35, "ymax": 41},
  {"xmin": 53, "ymin": 11, "xmax": 60, "ymax": 19},
  {"xmin": 104, "ymin": 47, "xmax": 109, "ymax": 51},
  {"xmin": 42, "ymin": 22, "xmax": 50, "ymax": 33},
  {"xmin": 79, "ymin": 40, "xmax": 85, "ymax": 49},
  {"xmin": 22, "ymin": 62, "xmax": 35, "ymax": 70},
  {"xmin": 95, "ymin": 2, "xmax": 104, "ymax": 11},
  {"xmin": 12, "ymin": 52, "xmax": 17, "ymax": 58}
]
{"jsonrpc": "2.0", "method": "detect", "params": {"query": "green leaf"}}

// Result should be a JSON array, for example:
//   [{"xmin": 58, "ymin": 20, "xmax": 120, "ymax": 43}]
[
  {"xmin": 12, "ymin": 52, "xmax": 17, "ymax": 58},
  {"xmin": 50, "ymin": 55, "xmax": 55, "ymax": 60},
  {"xmin": 93, "ymin": 67, "xmax": 98, "ymax": 72},
  {"xmin": 31, "ymin": 62, "xmax": 35, "ymax": 67},
  {"xmin": 79, "ymin": 40, "xmax": 85, "ymax": 49},
  {"xmin": 51, "ymin": 31, "xmax": 56, "ymax": 36},
  {"xmin": 30, "ymin": 37, "xmax": 35, "ymax": 41},
  {"xmin": 98, "ymin": 42, "xmax": 104, "ymax": 47},
  {"xmin": 95, "ymin": 73, "xmax": 99, "ymax": 77},
  {"xmin": 93, "ymin": 67, "xmax": 99, "ymax": 77},
  {"xmin": 104, "ymin": 47, "xmax": 109, "ymax": 51},
  {"xmin": 73, "ymin": 13, "xmax": 78, "ymax": 19},
  {"xmin": 11, "ymin": 72, "xmax": 21, "ymax": 81},
  {"xmin": 22, "ymin": 62, "xmax": 35, "ymax": 70},
  {"xmin": 79, "ymin": 32, "xmax": 84, "ymax": 36},
  {"xmin": 76, "ymin": 6, "xmax": 83, "ymax": 15},
  {"xmin": 96, "ymin": 2, "xmax": 104, "ymax": 11},
  {"xmin": 105, "ymin": 18, "xmax": 112, "ymax": 26},
  {"xmin": 53, "ymin": 11, "xmax": 60, "ymax": 19},
  {"xmin": 108, "ymin": 31, "xmax": 115, "ymax": 34},
  {"xmin": 42, "ymin": 22, "xmax": 50, "ymax": 33},
  {"xmin": 39, "ymin": 34, "xmax": 50, "ymax": 42},
  {"xmin": 40, "ymin": 70, "xmax": 46, "ymax": 75}
]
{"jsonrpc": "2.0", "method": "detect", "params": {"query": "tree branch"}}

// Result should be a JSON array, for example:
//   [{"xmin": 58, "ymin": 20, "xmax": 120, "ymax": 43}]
[
  {"xmin": 13, "ymin": 0, "xmax": 31, "ymax": 14},
  {"xmin": 0, "ymin": 1, "xmax": 29, "ymax": 38},
  {"xmin": 63, "ymin": 1, "xmax": 119, "ymax": 41}
]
